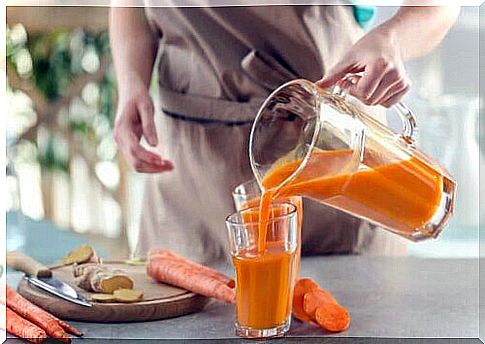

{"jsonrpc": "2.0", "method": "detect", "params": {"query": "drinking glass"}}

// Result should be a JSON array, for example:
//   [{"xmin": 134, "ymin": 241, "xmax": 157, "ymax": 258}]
[
  {"xmin": 232, "ymin": 179, "xmax": 303, "ymax": 277},
  {"xmin": 226, "ymin": 202, "xmax": 298, "ymax": 338}
]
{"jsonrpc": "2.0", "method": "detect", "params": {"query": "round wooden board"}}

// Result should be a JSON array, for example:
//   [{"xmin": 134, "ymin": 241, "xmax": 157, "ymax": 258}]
[{"xmin": 17, "ymin": 261, "xmax": 210, "ymax": 322}]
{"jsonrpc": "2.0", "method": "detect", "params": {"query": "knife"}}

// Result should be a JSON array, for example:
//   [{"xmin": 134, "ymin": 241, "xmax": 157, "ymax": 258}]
[{"xmin": 7, "ymin": 251, "xmax": 92, "ymax": 307}]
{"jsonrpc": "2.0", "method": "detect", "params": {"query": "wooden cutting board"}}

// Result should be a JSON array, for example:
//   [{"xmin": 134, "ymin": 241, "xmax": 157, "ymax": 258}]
[{"xmin": 17, "ymin": 261, "xmax": 211, "ymax": 322}]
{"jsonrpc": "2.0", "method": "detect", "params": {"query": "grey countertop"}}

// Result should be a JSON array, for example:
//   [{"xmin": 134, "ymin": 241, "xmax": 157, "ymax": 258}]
[{"xmin": 6, "ymin": 255, "xmax": 480, "ymax": 342}]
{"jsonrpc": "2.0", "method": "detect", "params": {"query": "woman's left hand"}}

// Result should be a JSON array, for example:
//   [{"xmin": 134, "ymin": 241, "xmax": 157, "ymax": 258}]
[{"xmin": 316, "ymin": 28, "xmax": 411, "ymax": 108}]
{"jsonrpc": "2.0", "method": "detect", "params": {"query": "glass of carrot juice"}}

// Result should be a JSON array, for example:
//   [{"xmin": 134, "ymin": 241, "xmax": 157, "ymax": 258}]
[
  {"xmin": 232, "ymin": 179, "xmax": 303, "ymax": 278},
  {"xmin": 225, "ymin": 202, "xmax": 298, "ymax": 338}
]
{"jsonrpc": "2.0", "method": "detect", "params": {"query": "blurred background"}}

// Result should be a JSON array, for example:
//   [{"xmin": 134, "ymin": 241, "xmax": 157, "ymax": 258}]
[{"xmin": 5, "ymin": 5, "xmax": 482, "ymax": 262}]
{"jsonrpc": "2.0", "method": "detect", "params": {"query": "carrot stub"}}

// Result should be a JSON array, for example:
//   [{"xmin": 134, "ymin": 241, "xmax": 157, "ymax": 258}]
[
  {"xmin": 5, "ymin": 285, "xmax": 73, "ymax": 342},
  {"xmin": 303, "ymin": 288, "xmax": 350, "ymax": 333},
  {"xmin": 303, "ymin": 289, "xmax": 338, "ymax": 320},
  {"xmin": 315, "ymin": 303, "xmax": 351, "ymax": 332},
  {"xmin": 292, "ymin": 278, "xmax": 320, "ymax": 322},
  {"xmin": 5, "ymin": 306, "xmax": 47, "ymax": 344},
  {"xmin": 147, "ymin": 256, "xmax": 235, "ymax": 303}
]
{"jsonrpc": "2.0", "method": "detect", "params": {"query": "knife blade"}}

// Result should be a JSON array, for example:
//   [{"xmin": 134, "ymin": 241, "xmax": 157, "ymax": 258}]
[
  {"xmin": 7, "ymin": 251, "xmax": 92, "ymax": 307},
  {"xmin": 26, "ymin": 275, "xmax": 92, "ymax": 307}
]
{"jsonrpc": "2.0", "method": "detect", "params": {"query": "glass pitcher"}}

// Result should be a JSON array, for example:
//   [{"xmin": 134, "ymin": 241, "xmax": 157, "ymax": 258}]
[{"xmin": 249, "ymin": 76, "xmax": 456, "ymax": 241}]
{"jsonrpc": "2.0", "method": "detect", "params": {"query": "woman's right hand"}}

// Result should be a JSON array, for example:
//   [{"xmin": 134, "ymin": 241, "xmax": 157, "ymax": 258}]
[{"xmin": 114, "ymin": 83, "xmax": 173, "ymax": 173}]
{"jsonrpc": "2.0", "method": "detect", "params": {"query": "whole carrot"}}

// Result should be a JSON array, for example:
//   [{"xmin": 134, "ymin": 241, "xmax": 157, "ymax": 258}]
[
  {"xmin": 148, "ymin": 249, "xmax": 235, "ymax": 288},
  {"xmin": 5, "ymin": 305, "xmax": 47, "ymax": 344},
  {"xmin": 147, "ymin": 256, "xmax": 235, "ymax": 303},
  {"xmin": 5, "ymin": 285, "xmax": 71, "ymax": 342},
  {"xmin": 2, "ymin": 284, "xmax": 82, "ymax": 337}
]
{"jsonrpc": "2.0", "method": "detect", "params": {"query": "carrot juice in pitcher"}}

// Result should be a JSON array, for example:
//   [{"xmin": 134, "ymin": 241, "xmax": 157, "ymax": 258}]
[
  {"xmin": 250, "ymin": 79, "xmax": 456, "ymax": 250},
  {"xmin": 258, "ymin": 149, "xmax": 448, "ymax": 243}
]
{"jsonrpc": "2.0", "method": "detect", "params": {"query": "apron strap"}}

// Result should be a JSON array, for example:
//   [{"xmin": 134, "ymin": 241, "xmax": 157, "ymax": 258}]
[{"xmin": 158, "ymin": 86, "xmax": 266, "ymax": 123}]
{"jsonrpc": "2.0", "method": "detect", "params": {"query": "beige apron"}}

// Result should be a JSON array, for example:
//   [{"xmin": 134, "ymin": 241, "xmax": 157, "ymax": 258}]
[{"xmin": 136, "ymin": 5, "xmax": 407, "ymax": 264}]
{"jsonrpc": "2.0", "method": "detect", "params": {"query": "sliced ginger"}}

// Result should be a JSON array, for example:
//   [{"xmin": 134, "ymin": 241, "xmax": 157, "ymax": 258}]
[
  {"xmin": 113, "ymin": 289, "xmax": 143, "ymax": 303},
  {"xmin": 91, "ymin": 294, "xmax": 117, "ymax": 303},
  {"xmin": 74, "ymin": 264, "xmax": 134, "ymax": 294},
  {"xmin": 63, "ymin": 245, "xmax": 97, "ymax": 265},
  {"xmin": 91, "ymin": 289, "xmax": 144, "ymax": 303},
  {"xmin": 94, "ymin": 273, "xmax": 134, "ymax": 294}
]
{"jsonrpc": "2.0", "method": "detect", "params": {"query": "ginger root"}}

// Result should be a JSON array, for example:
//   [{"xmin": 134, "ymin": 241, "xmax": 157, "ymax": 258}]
[
  {"xmin": 90, "ymin": 289, "xmax": 144, "ymax": 303},
  {"xmin": 63, "ymin": 245, "xmax": 100, "ymax": 265},
  {"xmin": 91, "ymin": 294, "xmax": 116, "ymax": 303},
  {"xmin": 113, "ymin": 289, "xmax": 143, "ymax": 303},
  {"xmin": 74, "ymin": 264, "xmax": 134, "ymax": 294}
]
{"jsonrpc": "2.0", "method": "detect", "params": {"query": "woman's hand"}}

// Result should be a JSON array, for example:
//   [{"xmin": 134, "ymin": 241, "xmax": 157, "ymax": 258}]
[
  {"xmin": 110, "ymin": 8, "xmax": 171, "ymax": 173},
  {"xmin": 316, "ymin": 28, "xmax": 411, "ymax": 108},
  {"xmin": 113, "ymin": 82, "xmax": 173, "ymax": 173}
]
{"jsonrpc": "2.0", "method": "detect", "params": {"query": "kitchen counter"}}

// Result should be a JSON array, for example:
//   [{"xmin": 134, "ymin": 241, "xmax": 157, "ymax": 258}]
[{"xmin": 6, "ymin": 255, "xmax": 480, "ymax": 343}]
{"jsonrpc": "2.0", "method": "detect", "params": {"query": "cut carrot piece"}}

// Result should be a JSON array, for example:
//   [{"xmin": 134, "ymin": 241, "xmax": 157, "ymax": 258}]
[
  {"xmin": 315, "ymin": 303, "xmax": 351, "ymax": 332},
  {"xmin": 5, "ymin": 305, "xmax": 48, "ymax": 344},
  {"xmin": 292, "ymin": 278, "xmax": 319, "ymax": 322},
  {"xmin": 303, "ymin": 289, "xmax": 338, "ymax": 320},
  {"xmin": 147, "ymin": 255, "xmax": 235, "ymax": 303},
  {"xmin": 148, "ymin": 248, "xmax": 235, "ymax": 288}
]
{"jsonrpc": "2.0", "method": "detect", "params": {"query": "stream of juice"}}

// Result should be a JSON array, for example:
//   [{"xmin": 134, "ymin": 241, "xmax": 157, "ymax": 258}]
[
  {"xmin": 258, "ymin": 149, "xmax": 444, "ymax": 252},
  {"xmin": 240, "ymin": 196, "xmax": 303, "ymax": 275}
]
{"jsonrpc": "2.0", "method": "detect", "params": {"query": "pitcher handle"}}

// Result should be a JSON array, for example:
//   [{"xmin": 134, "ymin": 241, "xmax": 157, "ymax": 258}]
[{"xmin": 331, "ymin": 73, "xmax": 418, "ymax": 144}]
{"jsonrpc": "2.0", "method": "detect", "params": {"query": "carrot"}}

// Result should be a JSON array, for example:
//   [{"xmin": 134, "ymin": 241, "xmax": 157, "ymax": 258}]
[
  {"xmin": 292, "ymin": 278, "xmax": 320, "ymax": 322},
  {"xmin": 56, "ymin": 319, "xmax": 83, "ymax": 337},
  {"xmin": 315, "ymin": 303, "xmax": 351, "ymax": 332},
  {"xmin": 2, "ymin": 284, "xmax": 82, "ymax": 337},
  {"xmin": 4, "ymin": 305, "xmax": 47, "ymax": 344},
  {"xmin": 303, "ymin": 288, "xmax": 350, "ymax": 333},
  {"xmin": 148, "ymin": 249, "xmax": 235, "ymax": 288},
  {"xmin": 147, "ymin": 255, "xmax": 235, "ymax": 303},
  {"xmin": 5, "ymin": 285, "xmax": 71, "ymax": 342},
  {"xmin": 303, "ymin": 289, "xmax": 338, "ymax": 320}
]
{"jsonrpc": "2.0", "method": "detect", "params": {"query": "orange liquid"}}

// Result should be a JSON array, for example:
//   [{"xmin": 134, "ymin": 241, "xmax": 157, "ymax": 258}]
[
  {"xmin": 233, "ymin": 244, "xmax": 295, "ymax": 329},
  {"xmin": 259, "ymin": 149, "xmax": 444, "ymax": 243},
  {"xmin": 241, "ymin": 196, "xmax": 303, "ymax": 278}
]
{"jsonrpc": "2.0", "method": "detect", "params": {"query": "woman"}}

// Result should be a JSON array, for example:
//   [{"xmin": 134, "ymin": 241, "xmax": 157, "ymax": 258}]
[{"xmin": 110, "ymin": 3, "xmax": 459, "ymax": 263}]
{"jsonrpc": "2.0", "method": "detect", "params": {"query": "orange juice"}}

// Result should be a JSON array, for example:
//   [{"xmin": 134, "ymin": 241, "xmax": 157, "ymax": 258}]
[
  {"xmin": 233, "ymin": 244, "xmax": 296, "ymax": 329},
  {"xmin": 240, "ymin": 196, "xmax": 303, "ymax": 277},
  {"xmin": 259, "ymin": 149, "xmax": 444, "ymax": 245}
]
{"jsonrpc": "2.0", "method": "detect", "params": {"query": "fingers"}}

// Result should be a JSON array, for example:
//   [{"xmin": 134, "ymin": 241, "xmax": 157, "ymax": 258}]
[
  {"xmin": 125, "ymin": 133, "xmax": 174, "ymax": 173},
  {"xmin": 136, "ymin": 94, "xmax": 158, "ymax": 146},
  {"xmin": 316, "ymin": 60, "xmax": 362, "ymax": 89},
  {"xmin": 349, "ymin": 59, "xmax": 388, "ymax": 105},
  {"xmin": 379, "ymin": 85, "xmax": 410, "ymax": 108},
  {"xmin": 126, "ymin": 132, "xmax": 162, "ymax": 164},
  {"xmin": 130, "ymin": 158, "xmax": 174, "ymax": 174},
  {"xmin": 365, "ymin": 67, "xmax": 410, "ymax": 106},
  {"xmin": 114, "ymin": 111, "xmax": 174, "ymax": 174}
]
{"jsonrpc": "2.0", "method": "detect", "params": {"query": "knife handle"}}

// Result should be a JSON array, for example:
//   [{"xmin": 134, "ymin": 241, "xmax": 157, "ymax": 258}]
[{"xmin": 6, "ymin": 251, "xmax": 52, "ymax": 278}]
